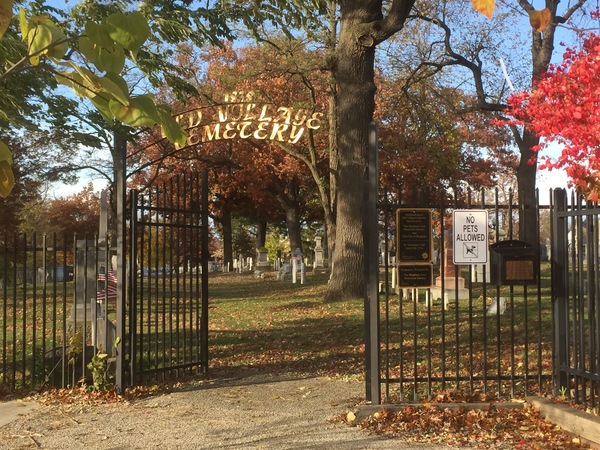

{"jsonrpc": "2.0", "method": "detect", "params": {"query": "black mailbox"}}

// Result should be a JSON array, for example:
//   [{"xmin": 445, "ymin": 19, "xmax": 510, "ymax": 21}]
[{"xmin": 490, "ymin": 240, "xmax": 538, "ymax": 286}]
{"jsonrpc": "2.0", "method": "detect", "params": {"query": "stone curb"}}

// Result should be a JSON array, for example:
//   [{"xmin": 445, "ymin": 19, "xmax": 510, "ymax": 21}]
[{"xmin": 527, "ymin": 396, "xmax": 600, "ymax": 449}]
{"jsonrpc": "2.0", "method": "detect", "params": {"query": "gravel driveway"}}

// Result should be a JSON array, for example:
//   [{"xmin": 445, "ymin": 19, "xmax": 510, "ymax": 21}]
[{"xmin": 0, "ymin": 372, "xmax": 451, "ymax": 449}]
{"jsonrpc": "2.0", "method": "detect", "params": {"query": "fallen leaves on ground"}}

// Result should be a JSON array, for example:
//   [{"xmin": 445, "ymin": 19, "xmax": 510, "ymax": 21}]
[
  {"xmin": 351, "ymin": 403, "xmax": 591, "ymax": 449},
  {"xmin": 34, "ymin": 383, "xmax": 172, "ymax": 406}
]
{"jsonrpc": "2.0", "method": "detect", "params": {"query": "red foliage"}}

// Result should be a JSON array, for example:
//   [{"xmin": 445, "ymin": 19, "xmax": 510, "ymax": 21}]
[{"xmin": 504, "ymin": 33, "xmax": 600, "ymax": 200}]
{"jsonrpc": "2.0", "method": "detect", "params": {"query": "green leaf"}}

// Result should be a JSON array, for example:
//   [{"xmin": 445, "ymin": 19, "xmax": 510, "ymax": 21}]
[
  {"xmin": 157, "ymin": 106, "xmax": 187, "ymax": 148},
  {"xmin": 97, "ymin": 73, "xmax": 129, "ymax": 105},
  {"xmin": 99, "ymin": 44, "xmax": 125, "ymax": 73},
  {"xmin": 45, "ymin": 22, "xmax": 68, "ymax": 60},
  {"xmin": 109, "ymin": 95, "xmax": 160, "ymax": 127},
  {"xmin": 0, "ymin": 141, "xmax": 13, "ymax": 164},
  {"xmin": 104, "ymin": 72, "xmax": 129, "ymax": 98},
  {"xmin": 18, "ymin": 7, "xmax": 27, "ymax": 41},
  {"xmin": 47, "ymin": 38, "xmax": 68, "ymax": 61},
  {"xmin": 104, "ymin": 12, "xmax": 149, "ymax": 56},
  {"xmin": 55, "ymin": 71, "xmax": 84, "ymax": 97},
  {"xmin": 55, "ymin": 69, "xmax": 101, "ymax": 98},
  {"xmin": 89, "ymin": 93, "xmax": 115, "ymax": 123},
  {"xmin": 80, "ymin": 29, "xmax": 125, "ymax": 73},
  {"xmin": 27, "ymin": 23, "xmax": 53, "ymax": 61},
  {"xmin": 0, "ymin": 0, "xmax": 14, "ymax": 40},
  {"xmin": 85, "ymin": 20, "xmax": 114, "ymax": 48},
  {"xmin": 27, "ymin": 19, "xmax": 68, "ymax": 62},
  {"xmin": 78, "ymin": 36, "xmax": 101, "ymax": 68},
  {"xmin": 54, "ymin": 61, "xmax": 118, "ymax": 101}
]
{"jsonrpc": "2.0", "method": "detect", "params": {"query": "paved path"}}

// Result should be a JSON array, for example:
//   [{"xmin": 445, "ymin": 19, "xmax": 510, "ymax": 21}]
[
  {"xmin": 0, "ymin": 400, "xmax": 38, "ymax": 428},
  {"xmin": 0, "ymin": 374, "xmax": 451, "ymax": 449}
]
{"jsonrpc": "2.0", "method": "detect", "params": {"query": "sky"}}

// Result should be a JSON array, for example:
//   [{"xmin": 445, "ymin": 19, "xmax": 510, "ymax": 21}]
[
  {"xmin": 536, "ymin": 167, "xmax": 570, "ymax": 204},
  {"xmin": 50, "ymin": 176, "xmax": 108, "ymax": 199},
  {"xmin": 41, "ymin": 0, "xmax": 584, "ymax": 200}
]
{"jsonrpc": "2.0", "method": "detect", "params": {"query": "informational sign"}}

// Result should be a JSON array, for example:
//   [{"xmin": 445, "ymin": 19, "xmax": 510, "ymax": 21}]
[
  {"xmin": 398, "ymin": 264, "xmax": 433, "ymax": 287},
  {"xmin": 452, "ymin": 210, "xmax": 489, "ymax": 264},
  {"xmin": 396, "ymin": 208, "xmax": 432, "ymax": 263},
  {"xmin": 396, "ymin": 208, "xmax": 433, "ymax": 288}
]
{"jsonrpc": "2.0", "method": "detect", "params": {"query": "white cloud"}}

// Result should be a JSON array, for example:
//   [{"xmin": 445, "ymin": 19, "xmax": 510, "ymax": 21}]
[{"xmin": 50, "ymin": 178, "xmax": 108, "ymax": 199}]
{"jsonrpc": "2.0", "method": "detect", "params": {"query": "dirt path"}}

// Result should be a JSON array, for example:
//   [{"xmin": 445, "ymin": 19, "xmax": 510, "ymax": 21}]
[{"xmin": 0, "ymin": 373, "xmax": 450, "ymax": 449}]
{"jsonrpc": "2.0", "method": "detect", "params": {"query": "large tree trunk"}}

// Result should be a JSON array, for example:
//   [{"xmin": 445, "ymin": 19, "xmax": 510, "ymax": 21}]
[
  {"xmin": 284, "ymin": 203, "xmax": 303, "ymax": 255},
  {"xmin": 220, "ymin": 209, "xmax": 233, "ymax": 270},
  {"xmin": 516, "ymin": 5, "xmax": 561, "ymax": 244},
  {"xmin": 326, "ymin": 0, "xmax": 339, "ymax": 268},
  {"xmin": 324, "ymin": 1, "xmax": 414, "ymax": 300},
  {"xmin": 325, "ymin": 6, "xmax": 377, "ymax": 301},
  {"xmin": 517, "ymin": 129, "xmax": 540, "ymax": 244}
]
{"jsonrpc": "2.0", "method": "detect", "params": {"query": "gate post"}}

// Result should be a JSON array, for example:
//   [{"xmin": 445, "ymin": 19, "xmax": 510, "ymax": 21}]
[
  {"xmin": 364, "ymin": 122, "xmax": 381, "ymax": 404},
  {"xmin": 551, "ymin": 188, "xmax": 569, "ymax": 395},
  {"xmin": 200, "ymin": 169, "xmax": 210, "ymax": 370},
  {"xmin": 115, "ymin": 133, "xmax": 127, "ymax": 392}
]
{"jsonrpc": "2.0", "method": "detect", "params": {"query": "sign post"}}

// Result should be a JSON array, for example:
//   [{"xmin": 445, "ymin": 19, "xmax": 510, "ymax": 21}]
[{"xmin": 452, "ymin": 210, "xmax": 488, "ymax": 265}]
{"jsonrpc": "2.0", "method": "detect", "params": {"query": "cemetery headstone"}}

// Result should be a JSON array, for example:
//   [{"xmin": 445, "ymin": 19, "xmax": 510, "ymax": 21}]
[
  {"xmin": 486, "ymin": 296, "xmax": 507, "ymax": 315},
  {"xmin": 292, "ymin": 248, "xmax": 305, "ymax": 284},
  {"xmin": 256, "ymin": 246, "xmax": 270, "ymax": 271},
  {"xmin": 314, "ymin": 236, "xmax": 325, "ymax": 269}
]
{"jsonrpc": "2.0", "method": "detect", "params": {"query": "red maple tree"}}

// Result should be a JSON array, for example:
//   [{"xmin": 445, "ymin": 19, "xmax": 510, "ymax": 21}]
[{"xmin": 504, "ymin": 31, "xmax": 600, "ymax": 200}]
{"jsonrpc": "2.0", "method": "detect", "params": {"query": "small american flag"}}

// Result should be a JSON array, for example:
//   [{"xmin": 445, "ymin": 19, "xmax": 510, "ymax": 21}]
[{"xmin": 97, "ymin": 270, "xmax": 117, "ymax": 301}]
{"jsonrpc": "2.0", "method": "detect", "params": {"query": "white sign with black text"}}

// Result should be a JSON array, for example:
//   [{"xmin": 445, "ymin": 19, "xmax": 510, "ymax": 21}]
[{"xmin": 452, "ymin": 210, "xmax": 488, "ymax": 264}]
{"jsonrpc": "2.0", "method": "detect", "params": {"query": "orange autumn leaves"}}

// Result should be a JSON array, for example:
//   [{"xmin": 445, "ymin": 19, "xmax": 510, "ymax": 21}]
[
  {"xmin": 471, "ymin": 0, "xmax": 495, "ymax": 19},
  {"xmin": 529, "ymin": 8, "xmax": 552, "ymax": 32},
  {"xmin": 471, "ymin": 0, "xmax": 551, "ymax": 33}
]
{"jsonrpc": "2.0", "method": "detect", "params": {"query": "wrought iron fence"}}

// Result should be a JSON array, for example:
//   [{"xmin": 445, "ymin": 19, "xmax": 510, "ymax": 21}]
[
  {"xmin": 0, "ymin": 234, "xmax": 113, "ymax": 391},
  {"xmin": 0, "ymin": 172, "xmax": 210, "ymax": 394},
  {"xmin": 552, "ymin": 189, "xmax": 600, "ymax": 411},
  {"xmin": 379, "ymin": 188, "xmax": 554, "ymax": 402}
]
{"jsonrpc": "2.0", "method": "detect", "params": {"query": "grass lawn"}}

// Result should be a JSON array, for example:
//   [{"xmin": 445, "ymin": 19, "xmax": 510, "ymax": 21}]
[
  {"xmin": 1, "ymin": 266, "xmax": 556, "ymax": 402},
  {"xmin": 206, "ymin": 271, "xmax": 366, "ymax": 380}
]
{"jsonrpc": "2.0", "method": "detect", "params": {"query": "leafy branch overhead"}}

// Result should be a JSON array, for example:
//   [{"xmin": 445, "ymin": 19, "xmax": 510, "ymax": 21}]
[{"xmin": 0, "ymin": 4, "xmax": 187, "ymax": 197}]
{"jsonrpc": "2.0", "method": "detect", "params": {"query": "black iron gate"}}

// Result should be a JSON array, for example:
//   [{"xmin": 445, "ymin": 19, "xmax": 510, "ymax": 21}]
[
  {"xmin": 551, "ymin": 189, "xmax": 600, "ymax": 411},
  {"xmin": 127, "ymin": 170, "xmax": 209, "ymax": 383},
  {"xmin": 377, "ymin": 189, "xmax": 554, "ymax": 403}
]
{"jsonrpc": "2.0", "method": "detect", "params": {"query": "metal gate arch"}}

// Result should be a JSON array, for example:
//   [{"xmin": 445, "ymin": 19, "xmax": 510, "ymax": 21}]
[{"xmin": 127, "ymin": 170, "xmax": 209, "ymax": 384}]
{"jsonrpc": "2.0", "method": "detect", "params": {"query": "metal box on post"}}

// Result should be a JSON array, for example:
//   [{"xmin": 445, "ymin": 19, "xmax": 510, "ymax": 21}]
[{"xmin": 489, "ymin": 240, "xmax": 538, "ymax": 286}]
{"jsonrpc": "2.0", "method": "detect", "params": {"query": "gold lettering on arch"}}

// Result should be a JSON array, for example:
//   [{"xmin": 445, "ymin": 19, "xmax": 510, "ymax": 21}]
[{"xmin": 170, "ymin": 93, "xmax": 322, "ymax": 150}]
